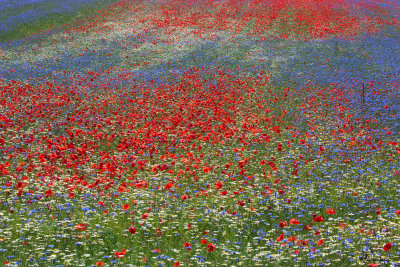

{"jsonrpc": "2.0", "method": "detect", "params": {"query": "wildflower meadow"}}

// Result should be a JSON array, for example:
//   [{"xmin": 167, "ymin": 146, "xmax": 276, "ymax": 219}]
[{"xmin": 1, "ymin": 0, "xmax": 400, "ymax": 266}]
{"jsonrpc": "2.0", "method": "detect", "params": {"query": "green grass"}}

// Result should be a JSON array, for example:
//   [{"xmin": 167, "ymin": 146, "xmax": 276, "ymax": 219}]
[{"xmin": 0, "ymin": 0, "xmax": 118, "ymax": 43}]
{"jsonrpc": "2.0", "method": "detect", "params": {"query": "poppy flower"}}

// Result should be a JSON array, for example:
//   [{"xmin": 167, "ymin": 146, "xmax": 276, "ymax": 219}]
[
  {"xmin": 75, "ymin": 224, "xmax": 85, "ymax": 231},
  {"xmin": 225, "ymin": 162, "xmax": 232, "ymax": 169},
  {"xmin": 326, "ymin": 208, "xmax": 335, "ymax": 214},
  {"xmin": 317, "ymin": 239, "xmax": 324, "ymax": 245},
  {"xmin": 128, "ymin": 226, "xmax": 136, "ymax": 234},
  {"xmin": 173, "ymin": 262, "xmax": 180, "ymax": 267},
  {"xmin": 276, "ymin": 233, "xmax": 284, "ymax": 241},
  {"xmin": 165, "ymin": 182, "xmax": 174, "ymax": 189},
  {"xmin": 16, "ymin": 181, "xmax": 25, "ymax": 189},
  {"xmin": 183, "ymin": 242, "xmax": 191, "ymax": 250},
  {"xmin": 296, "ymin": 240, "xmax": 309, "ymax": 247},
  {"xmin": 45, "ymin": 189, "xmax": 53, "ymax": 198},
  {"xmin": 203, "ymin": 167, "xmax": 211, "ymax": 173},
  {"xmin": 152, "ymin": 165, "xmax": 159, "ymax": 172},
  {"xmin": 277, "ymin": 143, "xmax": 283, "ymax": 151},
  {"xmin": 201, "ymin": 239, "xmax": 207, "ymax": 244},
  {"xmin": 289, "ymin": 218, "xmax": 300, "ymax": 225},
  {"xmin": 206, "ymin": 243, "xmax": 215, "ymax": 252},
  {"xmin": 313, "ymin": 215, "xmax": 324, "ymax": 222},
  {"xmin": 114, "ymin": 249, "xmax": 127, "ymax": 258},
  {"xmin": 216, "ymin": 181, "xmax": 223, "ymax": 189},
  {"xmin": 384, "ymin": 243, "xmax": 391, "ymax": 251},
  {"xmin": 123, "ymin": 204, "xmax": 130, "ymax": 210},
  {"xmin": 238, "ymin": 160, "xmax": 246, "ymax": 168}
]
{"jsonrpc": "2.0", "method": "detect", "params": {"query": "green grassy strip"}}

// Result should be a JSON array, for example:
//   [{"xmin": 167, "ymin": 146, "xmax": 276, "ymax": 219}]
[{"xmin": 0, "ymin": 0, "xmax": 118, "ymax": 43}]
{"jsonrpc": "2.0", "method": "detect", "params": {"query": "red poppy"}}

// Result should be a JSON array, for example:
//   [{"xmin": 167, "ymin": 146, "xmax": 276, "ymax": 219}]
[
  {"xmin": 45, "ymin": 189, "xmax": 53, "ymax": 198},
  {"xmin": 317, "ymin": 239, "xmax": 324, "ymax": 245},
  {"xmin": 201, "ymin": 239, "xmax": 207, "ymax": 244},
  {"xmin": 216, "ymin": 181, "xmax": 223, "ymax": 189},
  {"xmin": 277, "ymin": 143, "xmax": 283, "ymax": 151},
  {"xmin": 165, "ymin": 182, "xmax": 174, "ymax": 189},
  {"xmin": 155, "ymin": 228, "xmax": 162, "ymax": 237},
  {"xmin": 237, "ymin": 200, "xmax": 245, "ymax": 206},
  {"xmin": 326, "ymin": 208, "xmax": 335, "ymax": 214},
  {"xmin": 384, "ymin": 243, "xmax": 391, "ymax": 251},
  {"xmin": 203, "ymin": 167, "xmax": 211, "ymax": 173},
  {"xmin": 296, "ymin": 240, "xmax": 309, "ymax": 247},
  {"xmin": 152, "ymin": 165, "xmax": 159, "ymax": 172},
  {"xmin": 173, "ymin": 262, "xmax": 180, "ymax": 267},
  {"xmin": 114, "ymin": 249, "xmax": 127, "ymax": 258},
  {"xmin": 183, "ymin": 242, "xmax": 191, "ymax": 250},
  {"xmin": 276, "ymin": 233, "xmax": 284, "ymax": 242},
  {"xmin": 238, "ymin": 160, "xmax": 246, "ymax": 168},
  {"xmin": 75, "ymin": 224, "xmax": 85, "ymax": 231},
  {"xmin": 289, "ymin": 218, "xmax": 300, "ymax": 225},
  {"xmin": 313, "ymin": 216, "xmax": 324, "ymax": 222},
  {"xmin": 206, "ymin": 243, "xmax": 215, "ymax": 252},
  {"xmin": 16, "ymin": 181, "xmax": 25, "ymax": 189},
  {"xmin": 128, "ymin": 226, "xmax": 136, "ymax": 234},
  {"xmin": 123, "ymin": 204, "xmax": 130, "ymax": 210},
  {"xmin": 96, "ymin": 262, "xmax": 105, "ymax": 266}
]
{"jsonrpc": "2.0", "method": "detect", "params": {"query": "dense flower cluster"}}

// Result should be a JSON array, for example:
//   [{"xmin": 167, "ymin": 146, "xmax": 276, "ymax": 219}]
[{"xmin": 0, "ymin": 0, "xmax": 400, "ymax": 266}]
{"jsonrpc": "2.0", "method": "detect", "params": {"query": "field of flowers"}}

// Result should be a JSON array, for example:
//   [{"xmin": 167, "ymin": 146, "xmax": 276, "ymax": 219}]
[
  {"xmin": 0, "ymin": 0, "xmax": 119, "ymax": 41},
  {"xmin": 1, "ymin": 0, "xmax": 400, "ymax": 266}
]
